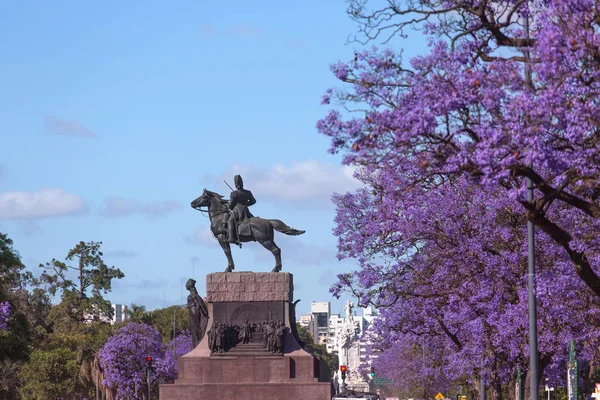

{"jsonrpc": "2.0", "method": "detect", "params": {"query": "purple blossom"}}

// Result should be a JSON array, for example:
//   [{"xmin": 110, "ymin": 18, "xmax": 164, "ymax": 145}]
[
  {"xmin": 155, "ymin": 331, "xmax": 193, "ymax": 383},
  {"xmin": 0, "ymin": 301, "xmax": 10, "ymax": 330},
  {"xmin": 98, "ymin": 323, "xmax": 166, "ymax": 399},
  {"xmin": 318, "ymin": 2, "xmax": 600, "ymax": 389}
]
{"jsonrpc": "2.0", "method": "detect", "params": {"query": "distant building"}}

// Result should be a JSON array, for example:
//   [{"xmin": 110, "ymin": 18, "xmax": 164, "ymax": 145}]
[
  {"xmin": 112, "ymin": 304, "xmax": 129, "ymax": 324},
  {"xmin": 310, "ymin": 301, "xmax": 331, "ymax": 345},
  {"xmin": 296, "ymin": 302, "xmax": 331, "ymax": 345},
  {"xmin": 297, "ymin": 301, "xmax": 380, "ymax": 354},
  {"xmin": 326, "ymin": 313, "xmax": 344, "ymax": 353},
  {"xmin": 325, "ymin": 304, "xmax": 379, "ymax": 358},
  {"xmin": 298, "ymin": 314, "xmax": 312, "ymax": 330},
  {"xmin": 84, "ymin": 303, "xmax": 129, "ymax": 324}
]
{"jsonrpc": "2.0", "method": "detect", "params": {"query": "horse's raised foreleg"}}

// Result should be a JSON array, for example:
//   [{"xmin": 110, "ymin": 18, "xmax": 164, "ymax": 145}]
[
  {"xmin": 218, "ymin": 239, "xmax": 235, "ymax": 272},
  {"xmin": 259, "ymin": 240, "xmax": 282, "ymax": 272}
]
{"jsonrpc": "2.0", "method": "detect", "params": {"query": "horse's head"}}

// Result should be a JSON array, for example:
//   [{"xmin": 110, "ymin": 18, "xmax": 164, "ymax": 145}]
[
  {"xmin": 190, "ymin": 189, "xmax": 227, "ymax": 211},
  {"xmin": 191, "ymin": 189, "xmax": 211, "ymax": 210}
]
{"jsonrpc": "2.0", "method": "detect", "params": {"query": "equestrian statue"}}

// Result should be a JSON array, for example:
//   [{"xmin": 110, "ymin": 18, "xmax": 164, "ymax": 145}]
[{"xmin": 190, "ymin": 175, "xmax": 305, "ymax": 272}]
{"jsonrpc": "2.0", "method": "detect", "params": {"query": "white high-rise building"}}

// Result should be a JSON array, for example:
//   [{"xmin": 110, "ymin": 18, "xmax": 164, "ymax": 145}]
[
  {"xmin": 83, "ymin": 303, "xmax": 129, "ymax": 324},
  {"xmin": 310, "ymin": 301, "xmax": 330, "ymax": 345},
  {"xmin": 111, "ymin": 304, "xmax": 129, "ymax": 324},
  {"xmin": 327, "ymin": 313, "xmax": 345, "ymax": 352}
]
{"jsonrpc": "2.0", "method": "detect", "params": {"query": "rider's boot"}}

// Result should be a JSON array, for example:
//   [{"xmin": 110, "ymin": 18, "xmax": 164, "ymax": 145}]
[{"xmin": 227, "ymin": 220, "xmax": 241, "ymax": 246}]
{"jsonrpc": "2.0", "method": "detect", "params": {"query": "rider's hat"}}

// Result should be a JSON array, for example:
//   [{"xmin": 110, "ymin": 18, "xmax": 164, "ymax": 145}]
[{"xmin": 234, "ymin": 175, "xmax": 244, "ymax": 188}]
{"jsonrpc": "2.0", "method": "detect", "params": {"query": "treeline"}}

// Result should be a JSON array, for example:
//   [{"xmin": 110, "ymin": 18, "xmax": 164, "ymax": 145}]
[{"xmin": 0, "ymin": 233, "xmax": 190, "ymax": 400}]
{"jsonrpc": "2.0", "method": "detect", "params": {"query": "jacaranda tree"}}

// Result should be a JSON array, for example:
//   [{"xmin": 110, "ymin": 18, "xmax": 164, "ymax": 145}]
[
  {"xmin": 98, "ymin": 322, "xmax": 192, "ymax": 399},
  {"xmin": 157, "ymin": 330, "xmax": 193, "ymax": 384},
  {"xmin": 0, "ymin": 302, "xmax": 9, "ymax": 330},
  {"xmin": 318, "ymin": 0, "xmax": 600, "ymax": 396},
  {"xmin": 339, "ymin": 179, "xmax": 600, "ymax": 398},
  {"xmin": 318, "ymin": 0, "xmax": 600, "ymax": 295}
]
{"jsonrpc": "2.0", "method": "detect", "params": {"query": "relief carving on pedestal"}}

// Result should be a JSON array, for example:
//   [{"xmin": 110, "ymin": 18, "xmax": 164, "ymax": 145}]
[{"xmin": 207, "ymin": 319, "xmax": 288, "ymax": 354}]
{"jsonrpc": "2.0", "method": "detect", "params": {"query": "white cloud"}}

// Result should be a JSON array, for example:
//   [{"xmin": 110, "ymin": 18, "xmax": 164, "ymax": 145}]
[
  {"xmin": 318, "ymin": 270, "xmax": 335, "ymax": 286},
  {"xmin": 202, "ymin": 159, "xmax": 362, "ymax": 209},
  {"xmin": 45, "ymin": 116, "xmax": 96, "ymax": 138},
  {"xmin": 104, "ymin": 250, "xmax": 138, "ymax": 258},
  {"xmin": 200, "ymin": 24, "xmax": 216, "ymax": 36},
  {"xmin": 253, "ymin": 235, "xmax": 338, "ymax": 266},
  {"xmin": 185, "ymin": 228, "xmax": 218, "ymax": 248},
  {"xmin": 0, "ymin": 188, "xmax": 87, "ymax": 219},
  {"xmin": 99, "ymin": 197, "xmax": 180, "ymax": 218},
  {"xmin": 17, "ymin": 220, "xmax": 43, "ymax": 236}
]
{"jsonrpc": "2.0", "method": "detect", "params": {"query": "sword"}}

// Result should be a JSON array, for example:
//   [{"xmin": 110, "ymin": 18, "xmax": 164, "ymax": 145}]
[{"xmin": 223, "ymin": 180, "xmax": 234, "ymax": 192}]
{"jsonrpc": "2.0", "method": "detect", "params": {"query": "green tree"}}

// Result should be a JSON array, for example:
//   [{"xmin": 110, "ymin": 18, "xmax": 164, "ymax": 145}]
[
  {"xmin": 39, "ymin": 241, "xmax": 124, "ymax": 323},
  {"xmin": 126, "ymin": 303, "xmax": 154, "ymax": 324},
  {"xmin": 296, "ymin": 323, "xmax": 339, "ymax": 374},
  {"xmin": 126, "ymin": 304, "xmax": 190, "ymax": 343},
  {"xmin": 147, "ymin": 305, "xmax": 190, "ymax": 343},
  {"xmin": 0, "ymin": 232, "xmax": 35, "ymax": 400},
  {"xmin": 32, "ymin": 303, "xmax": 116, "ymax": 400},
  {"xmin": 18, "ymin": 347, "xmax": 80, "ymax": 399},
  {"xmin": 0, "ymin": 232, "xmax": 30, "ymax": 292},
  {"xmin": 74, "ymin": 321, "xmax": 115, "ymax": 400}
]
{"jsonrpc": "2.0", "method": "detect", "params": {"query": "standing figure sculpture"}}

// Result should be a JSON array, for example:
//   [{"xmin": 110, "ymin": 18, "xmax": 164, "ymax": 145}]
[
  {"xmin": 186, "ymin": 278, "xmax": 209, "ymax": 348},
  {"xmin": 190, "ymin": 177, "xmax": 305, "ymax": 272},
  {"xmin": 344, "ymin": 299, "xmax": 354, "ymax": 323},
  {"xmin": 239, "ymin": 320, "xmax": 253, "ymax": 344},
  {"xmin": 227, "ymin": 175, "xmax": 257, "ymax": 246}
]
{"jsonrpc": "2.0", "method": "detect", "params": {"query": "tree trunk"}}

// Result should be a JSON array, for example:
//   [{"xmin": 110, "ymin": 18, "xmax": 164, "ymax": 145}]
[
  {"xmin": 473, "ymin": 376, "xmax": 482, "ymax": 400},
  {"xmin": 492, "ymin": 380, "xmax": 503, "ymax": 400},
  {"xmin": 507, "ymin": 372, "xmax": 517, "ymax": 400}
]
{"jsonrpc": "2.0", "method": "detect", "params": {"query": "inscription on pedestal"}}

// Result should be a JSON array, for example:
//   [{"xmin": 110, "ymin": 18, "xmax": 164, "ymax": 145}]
[
  {"xmin": 206, "ymin": 272, "xmax": 293, "ymax": 302},
  {"xmin": 213, "ymin": 301, "xmax": 284, "ymax": 325}
]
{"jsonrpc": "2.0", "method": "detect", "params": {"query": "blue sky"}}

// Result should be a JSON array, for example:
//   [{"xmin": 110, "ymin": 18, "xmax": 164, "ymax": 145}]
[{"xmin": 0, "ymin": 1, "xmax": 428, "ymax": 315}]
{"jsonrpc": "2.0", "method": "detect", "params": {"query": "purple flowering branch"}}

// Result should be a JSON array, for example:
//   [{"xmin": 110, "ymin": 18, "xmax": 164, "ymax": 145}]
[
  {"xmin": 320, "ymin": 0, "xmax": 600, "ymax": 299},
  {"xmin": 98, "ymin": 323, "xmax": 192, "ymax": 399},
  {"xmin": 0, "ymin": 301, "xmax": 10, "ymax": 330}
]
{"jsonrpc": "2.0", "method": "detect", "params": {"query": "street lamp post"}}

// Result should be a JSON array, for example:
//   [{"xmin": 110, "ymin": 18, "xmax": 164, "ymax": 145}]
[
  {"xmin": 172, "ymin": 305, "xmax": 185, "ymax": 356},
  {"xmin": 523, "ymin": 9, "xmax": 539, "ymax": 400}
]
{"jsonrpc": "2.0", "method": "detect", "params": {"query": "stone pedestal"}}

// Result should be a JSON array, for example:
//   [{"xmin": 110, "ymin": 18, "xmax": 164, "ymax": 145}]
[{"xmin": 160, "ymin": 272, "xmax": 332, "ymax": 400}]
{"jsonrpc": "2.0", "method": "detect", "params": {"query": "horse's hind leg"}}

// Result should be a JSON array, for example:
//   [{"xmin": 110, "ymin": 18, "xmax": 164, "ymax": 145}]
[
  {"xmin": 218, "ymin": 240, "xmax": 235, "ymax": 272},
  {"xmin": 259, "ymin": 240, "xmax": 282, "ymax": 272}
]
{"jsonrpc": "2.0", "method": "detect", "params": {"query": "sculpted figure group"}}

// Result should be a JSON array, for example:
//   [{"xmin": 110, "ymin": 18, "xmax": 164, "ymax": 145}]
[{"xmin": 207, "ymin": 319, "xmax": 287, "ymax": 354}]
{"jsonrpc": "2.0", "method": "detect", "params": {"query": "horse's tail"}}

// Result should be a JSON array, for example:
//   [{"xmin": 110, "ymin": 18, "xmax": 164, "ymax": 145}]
[{"xmin": 268, "ymin": 219, "xmax": 305, "ymax": 236}]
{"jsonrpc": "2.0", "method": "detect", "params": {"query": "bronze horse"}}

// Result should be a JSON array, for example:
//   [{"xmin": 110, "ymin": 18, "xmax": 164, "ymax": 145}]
[{"xmin": 191, "ymin": 189, "xmax": 305, "ymax": 272}]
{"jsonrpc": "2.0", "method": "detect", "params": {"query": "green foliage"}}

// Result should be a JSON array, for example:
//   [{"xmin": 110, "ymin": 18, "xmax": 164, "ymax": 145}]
[
  {"xmin": 0, "ymin": 233, "xmax": 33, "ymax": 355},
  {"xmin": 0, "ymin": 234, "xmax": 124, "ymax": 399},
  {"xmin": 296, "ymin": 323, "xmax": 339, "ymax": 373},
  {"xmin": 0, "ymin": 232, "xmax": 30, "ymax": 293},
  {"xmin": 126, "ymin": 303, "xmax": 151, "ymax": 323},
  {"xmin": 18, "ymin": 347, "xmax": 80, "ymax": 400},
  {"xmin": 126, "ymin": 303, "xmax": 190, "ymax": 343},
  {"xmin": 0, "ymin": 233, "xmax": 37, "ymax": 400},
  {"xmin": 39, "ymin": 241, "xmax": 124, "ymax": 323},
  {"xmin": 148, "ymin": 305, "xmax": 190, "ymax": 343},
  {"xmin": 0, "ymin": 359, "xmax": 23, "ymax": 400}
]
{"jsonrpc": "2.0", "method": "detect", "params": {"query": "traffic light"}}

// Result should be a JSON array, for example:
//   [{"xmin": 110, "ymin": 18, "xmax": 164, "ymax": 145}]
[
  {"xmin": 340, "ymin": 365, "xmax": 347, "ymax": 380},
  {"xmin": 145, "ymin": 356, "xmax": 153, "ymax": 369},
  {"xmin": 370, "ymin": 366, "xmax": 375, "ymax": 378}
]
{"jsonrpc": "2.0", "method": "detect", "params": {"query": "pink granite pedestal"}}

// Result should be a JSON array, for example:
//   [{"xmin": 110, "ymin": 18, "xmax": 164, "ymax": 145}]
[{"xmin": 159, "ymin": 272, "xmax": 332, "ymax": 400}]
